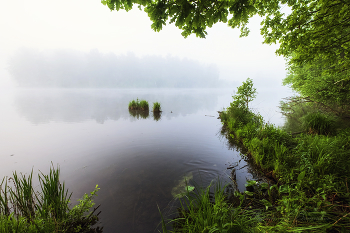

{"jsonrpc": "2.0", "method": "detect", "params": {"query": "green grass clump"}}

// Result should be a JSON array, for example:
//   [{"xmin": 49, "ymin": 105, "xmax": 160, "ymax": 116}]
[
  {"xmin": 160, "ymin": 182, "xmax": 260, "ymax": 233},
  {"xmin": 0, "ymin": 166, "xmax": 102, "ymax": 233},
  {"xmin": 128, "ymin": 99, "xmax": 138, "ymax": 110},
  {"xmin": 128, "ymin": 98, "xmax": 149, "ymax": 111},
  {"xmin": 139, "ymin": 100, "xmax": 149, "ymax": 111},
  {"xmin": 153, "ymin": 102, "xmax": 161, "ymax": 112}
]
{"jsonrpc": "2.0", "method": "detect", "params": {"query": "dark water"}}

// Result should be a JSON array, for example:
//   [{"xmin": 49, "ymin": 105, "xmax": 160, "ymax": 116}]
[{"xmin": 0, "ymin": 88, "xmax": 290, "ymax": 232}]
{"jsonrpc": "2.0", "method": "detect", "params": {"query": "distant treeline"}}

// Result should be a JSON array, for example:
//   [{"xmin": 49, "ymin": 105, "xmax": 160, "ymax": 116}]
[{"xmin": 8, "ymin": 49, "xmax": 228, "ymax": 88}]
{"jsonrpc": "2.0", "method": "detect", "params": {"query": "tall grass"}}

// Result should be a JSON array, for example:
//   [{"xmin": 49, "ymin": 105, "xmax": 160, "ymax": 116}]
[
  {"xmin": 159, "ymin": 181, "xmax": 262, "ymax": 232},
  {"xmin": 0, "ymin": 166, "xmax": 102, "ymax": 232}
]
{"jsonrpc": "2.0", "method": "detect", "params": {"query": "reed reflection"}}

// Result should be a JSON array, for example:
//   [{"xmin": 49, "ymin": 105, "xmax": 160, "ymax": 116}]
[
  {"xmin": 153, "ymin": 111, "xmax": 162, "ymax": 121},
  {"xmin": 128, "ymin": 109, "xmax": 150, "ymax": 119}
]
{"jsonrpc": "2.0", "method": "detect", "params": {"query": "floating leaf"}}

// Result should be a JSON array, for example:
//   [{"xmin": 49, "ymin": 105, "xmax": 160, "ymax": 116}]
[
  {"xmin": 186, "ymin": 185, "xmax": 195, "ymax": 192},
  {"xmin": 171, "ymin": 172, "xmax": 194, "ymax": 198}
]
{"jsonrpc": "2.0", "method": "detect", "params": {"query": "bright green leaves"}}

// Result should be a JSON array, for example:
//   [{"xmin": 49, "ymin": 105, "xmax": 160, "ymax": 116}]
[
  {"xmin": 102, "ymin": 0, "xmax": 254, "ymax": 38},
  {"xmin": 283, "ymin": 53, "xmax": 350, "ymax": 119},
  {"xmin": 268, "ymin": 0, "xmax": 350, "ymax": 74},
  {"xmin": 232, "ymin": 77, "xmax": 257, "ymax": 109},
  {"xmin": 101, "ymin": 0, "xmax": 146, "ymax": 11},
  {"xmin": 171, "ymin": 172, "xmax": 194, "ymax": 199},
  {"xmin": 102, "ymin": 0, "xmax": 350, "ymax": 77}
]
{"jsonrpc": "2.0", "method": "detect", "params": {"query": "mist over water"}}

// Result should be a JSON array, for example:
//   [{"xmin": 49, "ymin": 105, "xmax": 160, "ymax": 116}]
[
  {"xmin": 7, "ymin": 49, "xmax": 230, "ymax": 88},
  {"xmin": 14, "ymin": 89, "xmax": 222, "ymax": 124}
]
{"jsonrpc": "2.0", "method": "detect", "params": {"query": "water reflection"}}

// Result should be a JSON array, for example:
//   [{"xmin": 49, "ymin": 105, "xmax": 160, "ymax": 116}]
[
  {"xmin": 128, "ymin": 109, "xmax": 150, "ymax": 119},
  {"xmin": 14, "ymin": 89, "xmax": 226, "ymax": 124},
  {"xmin": 153, "ymin": 112, "xmax": 162, "ymax": 121}
]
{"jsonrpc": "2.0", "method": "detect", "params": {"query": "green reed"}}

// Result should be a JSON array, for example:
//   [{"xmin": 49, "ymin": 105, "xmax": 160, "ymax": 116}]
[
  {"xmin": 159, "ymin": 181, "xmax": 260, "ymax": 233},
  {"xmin": 0, "ymin": 166, "xmax": 102, "ymax": 232},
  {"xmin": 139, "ymin": 100, "xmax": 149, "ymax": 111},
  {"xmin": 128, "ymin": 98, "xmax": 149, "ymax": 111},
  {"xmin": 128, "ymin": 99, "xmax": 139, "ymax": 110},
  {"xmin": 153, "ymin": 102, "xmax": 161, "ymax": 112}
]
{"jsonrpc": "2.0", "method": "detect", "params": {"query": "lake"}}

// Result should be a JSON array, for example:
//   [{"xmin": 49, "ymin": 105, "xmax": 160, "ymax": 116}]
[{"xmin": 0, "ymin": 87, "xmax": 290, "ymax": 232}]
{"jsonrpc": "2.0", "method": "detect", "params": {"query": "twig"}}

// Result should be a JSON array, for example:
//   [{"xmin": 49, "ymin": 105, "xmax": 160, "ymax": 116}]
[{"xmin": 333, "ymin": 212, "xmax": 350, "ymax": 226}]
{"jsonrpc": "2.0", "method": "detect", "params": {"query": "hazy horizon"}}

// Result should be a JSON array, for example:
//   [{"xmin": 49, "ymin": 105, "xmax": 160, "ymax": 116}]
[
  {"xmin": 7, "ymin": 48, "xmax": 234, "ymax": 88},
  {"xmin": 1, "ymin": 0, "xmax": 289, "ymax": 91}
]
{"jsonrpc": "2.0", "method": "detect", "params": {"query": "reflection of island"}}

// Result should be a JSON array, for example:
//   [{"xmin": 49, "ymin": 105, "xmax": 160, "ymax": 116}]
[
  {"xmin": 128, "ymin": 110, "xmax": 149, "ymax": 119},
  {"xmin": 14, "ymin": 89, "xmax": 232, "ymax": 124},
  {"xmin": 153, "ymin": 112, "xmax": 161, "ymax": 121}
]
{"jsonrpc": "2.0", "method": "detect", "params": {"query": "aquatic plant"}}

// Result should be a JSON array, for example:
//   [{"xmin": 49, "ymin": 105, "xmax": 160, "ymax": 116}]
[
  {"xmin": 170, "ymin": 172, "xmax": 194, "ymax": 199},
  {"xmin": 0, "ymin": 166, "xmax": 102, "ymax": 232},
  {"xmin": 153, "ymin": 102, "xmax": 161, "ymax": 112},
  {"xmin": 160, "ymin": 181, "xmax": 261, "ymax": 232},
  {"xmin": 128, "ymin": 98, "xmax": 139, "ymax": 110},
  {"xmin": 128, "ymin": 98, "xmax": 149, "ymax": 111},
  {"xmin": 139, "ymin": 100, "xmax": 149, "ymax": 111}
]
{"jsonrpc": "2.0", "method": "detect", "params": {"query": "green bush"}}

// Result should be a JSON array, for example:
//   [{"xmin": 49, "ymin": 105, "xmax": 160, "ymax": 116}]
[{"xmin": 301, "ymin": 111, "xmax": 335, "ymax": 135}]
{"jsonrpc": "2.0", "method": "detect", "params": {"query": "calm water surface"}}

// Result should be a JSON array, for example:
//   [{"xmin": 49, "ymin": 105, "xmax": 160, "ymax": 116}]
[{"xmin": 0, "ymin": 88, "xmax": 289, "ymax": 232}]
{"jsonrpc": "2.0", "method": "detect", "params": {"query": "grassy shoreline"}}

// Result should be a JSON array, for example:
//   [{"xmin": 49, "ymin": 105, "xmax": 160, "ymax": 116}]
[{"xmin": 160, "ymin": 80, "xmax": 350, "ymax": 232}]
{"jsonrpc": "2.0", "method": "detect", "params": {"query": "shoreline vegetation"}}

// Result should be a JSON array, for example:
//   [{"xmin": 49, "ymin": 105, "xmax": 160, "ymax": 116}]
[
  {"xmin": 0, "ymin": 166, "xmax": 102, "ymax": 233},
  {"xmin": 160, "ymin": 78, "xmax": 350, "ymax": 232}
]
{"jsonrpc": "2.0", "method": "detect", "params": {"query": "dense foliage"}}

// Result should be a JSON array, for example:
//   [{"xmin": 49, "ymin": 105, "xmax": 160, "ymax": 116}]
[
  {"xmin": 102, "ymin": 0, "xmax": 350, "ymax": 75},
  {"xmin": 218, "ymin": 79, "xmax": 350, "ymax": 231}
]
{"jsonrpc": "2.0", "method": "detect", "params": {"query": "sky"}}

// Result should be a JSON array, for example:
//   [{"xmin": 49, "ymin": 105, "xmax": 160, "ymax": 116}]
[{"xmin": 0, "ymin": 0, "xmax": 288, "ymax": 89}]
